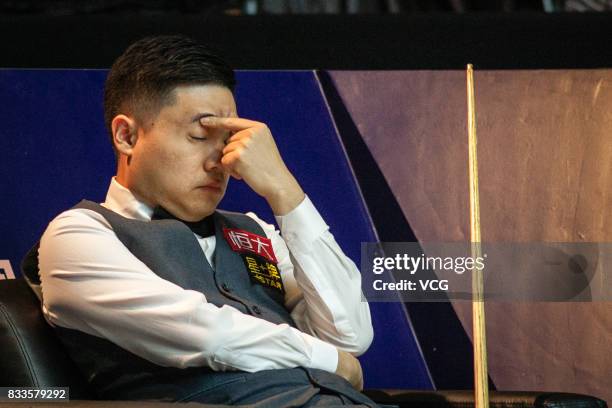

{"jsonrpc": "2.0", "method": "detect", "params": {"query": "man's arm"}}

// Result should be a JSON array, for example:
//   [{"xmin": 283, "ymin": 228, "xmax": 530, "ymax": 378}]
[
  {"xmin": 39, "ymin": 208, "xmax": 340, "ymax": 373},
  {"xmin": 201, "ymin": 116, "xmax": 372, "ymax": 390},
  {"xmin": 246, "ymin": 197, "xmax": 374, "ymax": 356},
  {"xmin": 201, "ymin": 115, "xmax": 374, "ymax": 356},
  {"xmin": 248, "ymin": 199, "xmax": 370, "ymax": 390}
]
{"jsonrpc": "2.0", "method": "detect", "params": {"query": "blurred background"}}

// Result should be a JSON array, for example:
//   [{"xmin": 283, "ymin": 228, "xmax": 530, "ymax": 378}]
[
  {"xmin": 1, "ymin": 0, "xmax": 612, "ymax": 69},
  {"xmin": 3, "ymin": 0, "xmax": 612, "ymax": 14}
]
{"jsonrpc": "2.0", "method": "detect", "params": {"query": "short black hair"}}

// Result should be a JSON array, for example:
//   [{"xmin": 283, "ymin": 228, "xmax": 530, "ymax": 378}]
[{"xmin": 103, "ymin": 35, "xmax": 236, "ymax": 155}]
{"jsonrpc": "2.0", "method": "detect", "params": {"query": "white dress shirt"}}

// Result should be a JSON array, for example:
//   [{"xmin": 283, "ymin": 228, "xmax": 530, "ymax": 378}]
[{"xmin": 38, "ymin": 178, "xmax": 373, "ymax": 374}]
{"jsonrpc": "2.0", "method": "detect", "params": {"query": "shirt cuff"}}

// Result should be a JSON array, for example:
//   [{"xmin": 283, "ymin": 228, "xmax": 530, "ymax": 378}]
[
  {"xmin": 274, "ymin": 195, "xmax": 328, "ymax": 249},
  {"xmin": 301, "ymin": 334, "xmax": 339, "ymax": 373}
]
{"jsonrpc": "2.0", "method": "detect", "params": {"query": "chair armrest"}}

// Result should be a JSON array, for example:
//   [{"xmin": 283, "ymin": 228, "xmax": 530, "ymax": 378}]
[
  {"xmin": 363, "ymin": 389, "xmax": 607, "ymax": 408},
  {"xmin": 0, "ymin": 401, "xmax": 230, "ymax": 407}
]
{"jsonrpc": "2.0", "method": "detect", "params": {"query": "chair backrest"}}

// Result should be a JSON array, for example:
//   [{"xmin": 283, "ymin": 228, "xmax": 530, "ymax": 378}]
[{"xmin": 0, "ymin": 278, "xmax": 94, "ymax": 399}]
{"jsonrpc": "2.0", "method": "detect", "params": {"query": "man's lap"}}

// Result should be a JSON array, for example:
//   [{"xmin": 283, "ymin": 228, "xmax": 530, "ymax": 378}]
[{"xmin": 176, "ymin": 368, "xmax": 378, "ymax": 407}]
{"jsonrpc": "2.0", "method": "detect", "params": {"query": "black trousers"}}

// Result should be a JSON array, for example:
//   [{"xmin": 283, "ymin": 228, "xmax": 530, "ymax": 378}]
[{"xmin": 174, "ymin": 368, "xmax": 383, "ymax": 407}]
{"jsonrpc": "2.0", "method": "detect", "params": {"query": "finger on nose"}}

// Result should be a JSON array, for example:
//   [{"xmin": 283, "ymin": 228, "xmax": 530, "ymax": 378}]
[{"xmin": 200, "ymin": 117, "xmax": 216, "ymax": 126}]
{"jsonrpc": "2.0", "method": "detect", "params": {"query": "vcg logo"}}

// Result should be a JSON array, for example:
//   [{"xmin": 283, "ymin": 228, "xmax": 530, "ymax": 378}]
[{"xmin": 0, "ymin": 260, "xmax": 15, "ymax": 280}]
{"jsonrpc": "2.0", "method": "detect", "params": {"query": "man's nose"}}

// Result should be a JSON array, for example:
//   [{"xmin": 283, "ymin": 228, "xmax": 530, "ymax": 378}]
[{"xmin": 203, "ymin": 139, "xmax": 226, "ymax": 173}]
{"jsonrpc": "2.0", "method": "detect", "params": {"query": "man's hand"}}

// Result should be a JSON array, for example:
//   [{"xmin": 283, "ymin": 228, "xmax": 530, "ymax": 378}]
[
  {"xmin": 200, "ymin": 116, "xmax": 305, "ymax": 215},
  {"xmin": 335, "ymin": 349, "xmax": 364, "ymax": 391}
]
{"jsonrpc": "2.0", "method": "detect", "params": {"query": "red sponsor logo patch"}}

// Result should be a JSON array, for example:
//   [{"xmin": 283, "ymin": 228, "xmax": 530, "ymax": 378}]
[{"xmin": 223, "ymin": 228, "xmax": 278, "ymax": 263}]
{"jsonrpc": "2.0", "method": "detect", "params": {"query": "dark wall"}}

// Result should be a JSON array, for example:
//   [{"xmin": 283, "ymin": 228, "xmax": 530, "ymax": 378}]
[{"xmin": 1, "ymin": 12, "xmax": 612, "ymax": 69}]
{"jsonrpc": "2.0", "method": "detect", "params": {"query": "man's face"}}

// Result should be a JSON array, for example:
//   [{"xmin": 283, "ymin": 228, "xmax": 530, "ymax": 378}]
[{"xmin": 126, "ymin": 84, "xmax": 237, "ymax": 221}]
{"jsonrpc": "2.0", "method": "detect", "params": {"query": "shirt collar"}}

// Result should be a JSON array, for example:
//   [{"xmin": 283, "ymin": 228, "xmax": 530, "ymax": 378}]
[{"xmin": 101, "ymin": 177, "xmax": 154, "ymax": 221}]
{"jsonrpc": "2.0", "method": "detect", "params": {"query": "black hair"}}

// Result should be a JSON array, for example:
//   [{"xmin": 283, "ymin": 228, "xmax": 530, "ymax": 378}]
[{"xmin": 103, "ymin": 35, "xmax": 236, "ymax": 155}]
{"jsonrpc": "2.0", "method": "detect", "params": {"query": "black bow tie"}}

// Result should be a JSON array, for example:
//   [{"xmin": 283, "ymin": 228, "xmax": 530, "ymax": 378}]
[{"xmin": 151, "ymin": 207, "xmax": 216, "ymax": 238}]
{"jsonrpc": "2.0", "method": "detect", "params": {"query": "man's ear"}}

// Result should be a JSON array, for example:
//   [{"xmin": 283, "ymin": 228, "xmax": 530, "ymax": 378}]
[{"xmin": 111, "ymin": 114, "xmax": 138, "ymax": 156}]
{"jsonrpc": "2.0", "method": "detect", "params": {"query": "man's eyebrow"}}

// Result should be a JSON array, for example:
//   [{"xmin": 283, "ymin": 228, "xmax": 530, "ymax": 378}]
[{"xmin": 190, "ymin": 112, "xmax": 216, "ymax": 123}]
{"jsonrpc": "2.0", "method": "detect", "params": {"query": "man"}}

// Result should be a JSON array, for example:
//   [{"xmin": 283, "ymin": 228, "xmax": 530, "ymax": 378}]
[{"xmin": 26, "ymin": 35, "xmax": 377, "ymax": 406}]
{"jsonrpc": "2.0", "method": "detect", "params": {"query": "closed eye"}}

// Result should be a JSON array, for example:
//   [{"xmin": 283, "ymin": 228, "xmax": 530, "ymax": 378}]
[{"xmin": 190, "ymin": 135, "xmax": 207, "ymax": 142}]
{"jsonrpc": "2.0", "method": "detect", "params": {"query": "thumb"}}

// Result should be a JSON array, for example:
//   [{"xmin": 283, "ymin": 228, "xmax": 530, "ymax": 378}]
[
  {"xmin": 226, "ymin": 166, "xmax": 242, "ymax": 180},
  {"xmin": 220, "ymin": 159, "xmax": 242, "ymax": 180}
]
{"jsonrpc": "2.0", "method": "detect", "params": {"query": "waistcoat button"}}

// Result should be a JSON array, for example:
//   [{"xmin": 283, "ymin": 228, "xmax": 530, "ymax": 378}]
[
  {"xmin": 221, "ymin": 283, "xmax": 231, "ymax": 292},
  {"xmin": 252, "ymin": 305, "xmax": 261, "ymax": 315}
]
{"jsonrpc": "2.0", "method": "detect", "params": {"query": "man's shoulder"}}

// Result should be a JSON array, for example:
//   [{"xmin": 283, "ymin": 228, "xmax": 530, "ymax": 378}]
[
  {"xmin": 216, "ymin": 209, "xmax": 278, "ymax": 238},
  {"xmin": 216, "ymin": 208, "xmax": 261, "ymax": 223},
  {"xmin": 31, "ymin": 204, "xmax": 115, "ymax": 287},
  {"xmin": 44, "ymin": 204, "xmax": 112, "ymax": 238},
  {"xmin": 215, "ymin": 208, "xmax": 248, "ymax": 218}
]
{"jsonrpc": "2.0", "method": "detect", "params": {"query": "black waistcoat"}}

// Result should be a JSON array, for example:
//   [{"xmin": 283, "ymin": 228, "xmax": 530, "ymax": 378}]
[{"xmin": 23, "ymin": 200, "xmax": 299, "ymax": 400}]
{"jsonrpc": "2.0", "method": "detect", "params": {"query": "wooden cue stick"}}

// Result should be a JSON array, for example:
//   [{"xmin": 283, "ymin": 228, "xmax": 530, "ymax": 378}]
[{"xmin": 467, "ymin": 63, "xmax": 489, "ymax": 408}]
